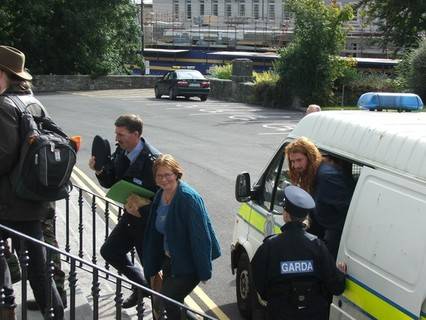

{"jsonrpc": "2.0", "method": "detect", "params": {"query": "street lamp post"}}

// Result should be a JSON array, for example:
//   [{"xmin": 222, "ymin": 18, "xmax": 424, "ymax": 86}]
[{"xmin": 140, "ymin": 0, "xmax": 144, "ymax": 55}]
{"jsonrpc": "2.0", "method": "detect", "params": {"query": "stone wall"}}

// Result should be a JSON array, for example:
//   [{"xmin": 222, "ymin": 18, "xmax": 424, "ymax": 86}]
[
  {"xmin": 32, "ymin": 75, "xmax": 161, "ymax": 92},
  {"xmin": 31, "ymin": 60, "xmax": 260, "ymax": 105},
  {"xmin": 209, "ymin": 58, "xmax": 255, "ymax": 104},
  {"xmin": 210, "ymin": 79, "xmax": 255, "ymax": 104},
  {"xmin": 31, "ymin": 73, "xmax": 263, "ymax": 106},
  {"xmin": 32, "ymin": 73, "xmax": 257, "ymax": 105}
]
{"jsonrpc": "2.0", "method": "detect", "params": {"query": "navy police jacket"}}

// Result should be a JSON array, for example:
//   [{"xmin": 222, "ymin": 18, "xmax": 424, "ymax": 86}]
[
  {"xmin": 251, "ymin": 222, "xmax": 345, "ymax": 320},
  {"xmin": 96, "ymin": 138, "xmax": 160, "ymax": 224}
]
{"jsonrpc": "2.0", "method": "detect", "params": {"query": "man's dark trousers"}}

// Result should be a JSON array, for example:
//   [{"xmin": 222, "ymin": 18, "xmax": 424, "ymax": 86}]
[
  {"xmin": 100, "ymin": 213, "xmax": 148, "ymax": 287},
  {"xmin": 0, "ymin": 220, "xmax": 64, "ymax": 319}
]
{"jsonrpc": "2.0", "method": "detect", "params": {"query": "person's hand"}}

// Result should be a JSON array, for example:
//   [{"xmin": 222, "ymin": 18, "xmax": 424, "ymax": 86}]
[
  {"xmin": 150, "ymin": 271, "xmax": 163, "ymax": 291},
  {"xmin": 124, "ymin": 194, "xmax": 151, "ymax": 217},
  {"xmin": 89, "ymin": 156, "xmax": 103, "ymax": 175},
  {"xmin": 336, "ymin": 261, "xmax": 347, "ymax": 274},
  {"xmin": 27, "ymin": 133, "xmax": 38, "ymax": 144}
]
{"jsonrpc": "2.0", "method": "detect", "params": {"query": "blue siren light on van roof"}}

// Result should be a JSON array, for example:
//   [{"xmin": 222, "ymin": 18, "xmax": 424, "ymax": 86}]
[{"xmin": 357, "ymin": 92, "xmax": 424, "ymax": 112}]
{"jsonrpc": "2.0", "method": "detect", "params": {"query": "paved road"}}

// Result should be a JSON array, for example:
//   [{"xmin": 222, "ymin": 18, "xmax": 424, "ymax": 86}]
[{"xmin": 38, "ymin": 89, "xmax": 303, "ymax": 319}]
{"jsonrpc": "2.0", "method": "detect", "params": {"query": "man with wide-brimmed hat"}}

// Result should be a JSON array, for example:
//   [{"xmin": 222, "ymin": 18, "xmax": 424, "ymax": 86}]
[
  {"xmin": 0, "ymin": 45, "xmax": 64, "ymax": 320},
  {"xmin": 0, "ymin": 45, "xmax": 33, "ymax": 83}
]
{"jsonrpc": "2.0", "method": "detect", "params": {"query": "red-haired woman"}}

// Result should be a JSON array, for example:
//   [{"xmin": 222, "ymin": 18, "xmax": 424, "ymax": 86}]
[{"xmin": 139, "ymin": 154, "xmax": 221, "ymax": 319}]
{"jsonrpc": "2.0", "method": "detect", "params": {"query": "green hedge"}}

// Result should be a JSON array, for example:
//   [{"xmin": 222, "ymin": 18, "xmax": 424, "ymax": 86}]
[
  {"xmin": 333, "ymin": 72, "xmax": 401, "ymax": 106},
  {"xmin": 208, "ymin": 64, "xmax": 232, "ymax": 79}
]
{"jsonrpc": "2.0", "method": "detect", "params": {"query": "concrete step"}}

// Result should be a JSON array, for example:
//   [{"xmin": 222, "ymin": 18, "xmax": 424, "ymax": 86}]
[{"xmin": 14, "ymin": 280, "xmax": 151, "ymax": 320}]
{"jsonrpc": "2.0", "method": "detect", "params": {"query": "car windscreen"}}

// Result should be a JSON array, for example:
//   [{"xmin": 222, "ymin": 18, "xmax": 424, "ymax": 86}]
[{"xmin": 176, "ymin": 71, "xmax": 205, "ymax": 80}]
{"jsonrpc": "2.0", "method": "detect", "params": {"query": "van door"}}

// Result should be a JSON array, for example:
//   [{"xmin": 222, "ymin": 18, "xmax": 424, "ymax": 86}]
[
  {"xmin": 246, "ymin": 144, "xmax": 289, "ymax": 259},
  {"xmin": 331, "ymin": 166, "xmax": 426, "ymax": 320},
  {"xmin": 234, "ymin": 143, "xmax": 289, "ymax": 318}
]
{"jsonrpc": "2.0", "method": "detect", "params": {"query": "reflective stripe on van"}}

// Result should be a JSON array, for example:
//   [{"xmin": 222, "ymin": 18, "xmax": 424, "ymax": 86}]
[
  {"xmin": 237, "ymin": 203, "xmax": 282, "ymax": 236},
  {"xmin": 344, "ymin": 275, "xmax": 418, "ymax": 320}
]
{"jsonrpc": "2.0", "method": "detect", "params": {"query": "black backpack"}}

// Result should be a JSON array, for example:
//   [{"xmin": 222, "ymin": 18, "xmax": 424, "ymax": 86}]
[{"xmin": 8, "ymin": 94, "xmax": 77, "ymax": 201}]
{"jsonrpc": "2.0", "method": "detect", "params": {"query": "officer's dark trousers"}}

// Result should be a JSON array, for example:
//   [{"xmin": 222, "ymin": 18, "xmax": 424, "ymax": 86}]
[
  {"xmin": 100, "ymin": 213, "xmax": 148, "ymax": 287},
  {"xmin": 159, "ymin": 256, "xmax": 199, "ymax": 320},
  {"xmin": 0, "ymin": 220, "xmax": 64, "ymax": 319}
]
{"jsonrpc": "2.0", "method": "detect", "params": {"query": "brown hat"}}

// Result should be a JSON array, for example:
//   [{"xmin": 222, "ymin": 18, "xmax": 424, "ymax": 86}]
[{"xmin": 0, "ymin": 45, "xmax": 32, "ymax": 80}]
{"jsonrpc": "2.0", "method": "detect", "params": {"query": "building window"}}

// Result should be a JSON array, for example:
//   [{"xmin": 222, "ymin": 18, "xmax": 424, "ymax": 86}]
[
  {"xmin": 212, "ymin": 0, "xmax": 218, "ymax": 16},
  {"xmin": 352, "ymin": 8, "xmax": 360, "ymax": 22},
  {"xmin": 173, "ymin": 0, "xmax": 179, "ymax": 20},
  {"xmin": 282, "ymin": 0, "xmax": 291, "ymax": 20},
  {"xmin": 225, "ymin": 0, "xmax": 232, "ymax": 17},
  {"xmin": 268, "ymin": 0, "xmax": 275, "ymax": 21},
  {"xmin": 239, "ymin": 0, "xmax": 246, "ymax": 17},
  {"xmin": 200, "ymin": 0, "xmax": 205, "ymax": 16},
  {"xmin": 186, "ymin": 0, "xmax": 192, "ymax": 20},
  {"xmin": 253, "ymin": 0, "xmax": 260, "ymax": 19}
]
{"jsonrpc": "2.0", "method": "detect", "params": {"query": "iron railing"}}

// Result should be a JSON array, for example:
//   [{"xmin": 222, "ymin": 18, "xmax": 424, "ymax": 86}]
[{"xmin": 0, "ymin": 184, "xmax": 217, "ymax": 320}]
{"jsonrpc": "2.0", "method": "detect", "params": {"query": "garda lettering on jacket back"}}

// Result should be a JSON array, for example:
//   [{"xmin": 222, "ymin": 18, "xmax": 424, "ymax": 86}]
[{"xmin": 280, "ymin": 260, "xmax": 314, "ymax": 274}]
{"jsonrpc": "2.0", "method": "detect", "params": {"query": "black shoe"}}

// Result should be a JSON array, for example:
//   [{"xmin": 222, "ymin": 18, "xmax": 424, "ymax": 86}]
[
  {"xmin": 122, "ymin": 291, "xmax": 139, "ymax": 309},
  {"xmin": 26, "ymin": 300, "xmax": 40, "ymax": 311}
]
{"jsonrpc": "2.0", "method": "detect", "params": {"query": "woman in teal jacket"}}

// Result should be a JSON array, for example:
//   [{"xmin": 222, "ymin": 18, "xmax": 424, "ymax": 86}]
[{"xmin": 142, "ymin": 154, "xmax": 221, "ymax": 319}]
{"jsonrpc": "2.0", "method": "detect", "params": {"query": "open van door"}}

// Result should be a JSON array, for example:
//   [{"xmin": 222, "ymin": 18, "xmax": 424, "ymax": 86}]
[{"xmin": 232, "ymin": 143, "xmax": 291, "ymax": 319}]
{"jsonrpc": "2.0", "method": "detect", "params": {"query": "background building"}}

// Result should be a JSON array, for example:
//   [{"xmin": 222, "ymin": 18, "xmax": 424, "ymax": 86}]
[{"xmin": 143, "ymin": 0, "xmax": 390, "ymax": 58}]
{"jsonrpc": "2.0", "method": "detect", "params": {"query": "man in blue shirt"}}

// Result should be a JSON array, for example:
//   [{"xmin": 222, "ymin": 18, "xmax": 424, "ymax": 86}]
[{"xmin": 89, "ymin": 114, "xmax": 160, "ymax": 308}]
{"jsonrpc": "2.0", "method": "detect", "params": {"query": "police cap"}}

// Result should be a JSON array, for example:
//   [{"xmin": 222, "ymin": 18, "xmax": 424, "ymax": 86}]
[
  {"xmin": 91, "ymin": 135, "xmax": 111, "ymax": 171},
  {"xmin": 283, "ymin": 185, "xmax": 315, "ymax": 218}
]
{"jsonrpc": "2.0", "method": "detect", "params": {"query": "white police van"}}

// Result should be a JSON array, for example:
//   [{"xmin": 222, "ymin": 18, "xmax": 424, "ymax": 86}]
[{"xmin": 231, "ymin": 110, "xmax": 426, "ymax": 320}]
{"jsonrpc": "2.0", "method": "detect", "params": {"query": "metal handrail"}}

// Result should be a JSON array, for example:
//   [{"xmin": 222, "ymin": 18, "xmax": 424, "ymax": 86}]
[{"xmin": 0, "ymin": 184, "xmax": 218, "ymax": 320}]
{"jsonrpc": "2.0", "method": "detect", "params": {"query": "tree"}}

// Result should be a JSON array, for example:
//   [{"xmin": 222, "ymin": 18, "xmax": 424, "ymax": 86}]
[
  {"xmin": 0, "ymin": 0, "xmax": 141, "ymax": 75},
  {"xmin": 404, "ymin": 38, "xmax": 426, "ymax": 101},
  {"xmin": 275, "ymin": 0, "xmax": 353, "ymax": 105},
  {"xmin": 357, "ymin": 0, "xmax": 426, "ymax": 51}
]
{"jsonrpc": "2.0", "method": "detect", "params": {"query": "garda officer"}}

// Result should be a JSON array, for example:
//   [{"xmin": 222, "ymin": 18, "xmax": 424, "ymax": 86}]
[{"xmin": 251, "ymin": 185, "xmax": 347, "ymax": 320}]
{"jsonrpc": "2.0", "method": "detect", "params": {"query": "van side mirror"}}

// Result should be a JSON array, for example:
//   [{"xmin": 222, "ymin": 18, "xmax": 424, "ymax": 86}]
[{"xmin": 235, "ymin": 172, "xmax": 251, "ymax": 202}]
